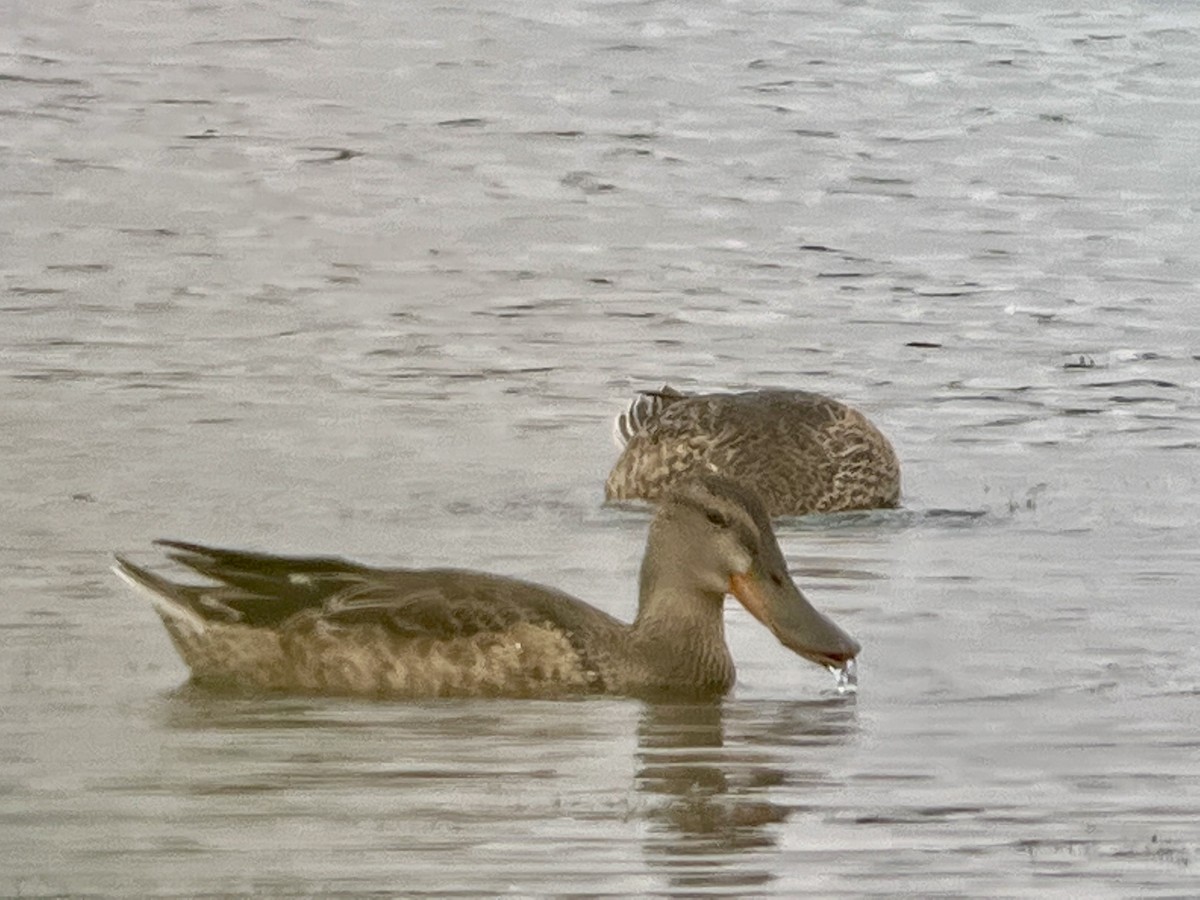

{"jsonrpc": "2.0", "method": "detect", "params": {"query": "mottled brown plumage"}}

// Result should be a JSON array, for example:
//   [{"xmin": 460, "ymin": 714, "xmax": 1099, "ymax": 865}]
[
  {"xmin": 113, "ymin": 477, "xmax": 859, "ymax": 700},
  {"xmin": 606, "ymin": 387, "xmax": 900, "ymax": 517}
]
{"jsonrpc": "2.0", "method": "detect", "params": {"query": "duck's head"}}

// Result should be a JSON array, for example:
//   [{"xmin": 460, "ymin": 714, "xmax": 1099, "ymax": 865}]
[{"xmin": 640, "ymin": 475, "xmax": 861, "ymax": 670}]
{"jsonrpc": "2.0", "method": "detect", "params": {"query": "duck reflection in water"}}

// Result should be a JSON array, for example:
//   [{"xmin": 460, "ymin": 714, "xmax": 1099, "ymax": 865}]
[{"xmin": 636, "ymin": 698, "xmax": 857, "ymax": 893}]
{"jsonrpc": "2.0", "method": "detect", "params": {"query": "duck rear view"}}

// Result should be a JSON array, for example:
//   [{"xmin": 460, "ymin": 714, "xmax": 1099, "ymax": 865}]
[
  {"xmin": 606, "ymin": 387, "xmax": 900, "ymax": 517},
  {"xmin": 113, "ymin": 477, "xmax": 859, "ymax": 699}
]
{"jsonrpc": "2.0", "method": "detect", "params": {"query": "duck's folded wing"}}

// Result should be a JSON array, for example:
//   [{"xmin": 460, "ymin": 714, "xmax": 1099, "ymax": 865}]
[
  {"xmin": 147, "ymin": 540, "xmax": 621, "ymax": 642},
  {"xmin": 322, "ymin": 568, "xmax": 625, "ymax": 642},
  {"xmin": 146, "ymin": 539, "xmax": 373, "ymax": 627}
]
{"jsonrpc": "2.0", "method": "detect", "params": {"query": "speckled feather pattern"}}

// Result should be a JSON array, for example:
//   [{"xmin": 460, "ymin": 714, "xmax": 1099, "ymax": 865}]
[
  {"xmin": 605, "ymin": 389, "xmax": 900, "ymax": 517},
  {"xmin": 159, "ymin": 612, "xmax": 598, "ymax": 698}
]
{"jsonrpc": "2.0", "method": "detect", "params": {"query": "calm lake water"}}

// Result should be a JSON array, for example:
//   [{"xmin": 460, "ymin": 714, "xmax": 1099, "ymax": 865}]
[{"xmin": 3, "ymin": 0, "xmax": 1199, "ymax": 895}]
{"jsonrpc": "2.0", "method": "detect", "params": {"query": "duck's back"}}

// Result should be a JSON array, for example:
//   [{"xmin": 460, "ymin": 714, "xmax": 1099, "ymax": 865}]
[{"xmin": 605, "ymin": 388, "xmax": 900, "ymax": 516}]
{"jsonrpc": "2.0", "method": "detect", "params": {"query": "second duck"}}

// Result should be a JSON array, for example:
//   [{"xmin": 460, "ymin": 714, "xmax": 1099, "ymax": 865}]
[{"xmin": 606, "ymin": 386, "xmax": 900, "ymax": 517}]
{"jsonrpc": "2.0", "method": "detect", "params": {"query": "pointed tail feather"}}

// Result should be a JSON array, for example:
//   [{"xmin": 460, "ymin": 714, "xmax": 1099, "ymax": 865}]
[
  {"xmin": 112, "ymin": 555, "xmax": 209, "ymax": 636},
  {"xmin": 613, "ymin": 385, "xmax": 687, "ymax": 448}
]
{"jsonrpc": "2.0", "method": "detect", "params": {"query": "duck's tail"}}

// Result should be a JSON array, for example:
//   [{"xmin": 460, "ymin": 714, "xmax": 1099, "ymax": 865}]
[
  {"xmin": 612, "ymin": 385, "xmax": 687, "ymax": 448},
  {"xmin": 112, "ymin": 554, "xmax": 210, "ymax": 639}
]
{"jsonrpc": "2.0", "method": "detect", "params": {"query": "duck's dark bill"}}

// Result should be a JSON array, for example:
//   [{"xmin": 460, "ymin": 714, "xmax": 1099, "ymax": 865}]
[{"xmin": 729, "ymin": 571, "xmax": 861, "ymax": 668}]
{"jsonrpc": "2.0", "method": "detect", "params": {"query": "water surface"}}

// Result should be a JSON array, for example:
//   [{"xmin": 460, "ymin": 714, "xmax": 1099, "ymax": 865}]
[{"xmin": 3, "ymin": 0, "xmax": 1199, "ymax": 895}]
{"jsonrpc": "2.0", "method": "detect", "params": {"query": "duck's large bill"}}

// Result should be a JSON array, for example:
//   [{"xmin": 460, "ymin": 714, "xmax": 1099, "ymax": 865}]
[{"xmin": 729, "ymin": 569, "xmax": 861, "ymax": 668}]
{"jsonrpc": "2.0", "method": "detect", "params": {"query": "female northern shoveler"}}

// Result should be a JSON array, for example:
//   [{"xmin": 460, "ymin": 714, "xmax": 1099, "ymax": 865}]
[
  {"xmin": 606, "ymin": 387, "xmax": 900, "ymax": 517},
  {"xmin": 113, "ymin": 476, "xmax": 859, "ymax": 699}
]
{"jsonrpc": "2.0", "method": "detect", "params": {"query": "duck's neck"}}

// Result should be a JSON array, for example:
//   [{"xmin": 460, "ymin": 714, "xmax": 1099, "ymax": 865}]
[{"xmin": 632, "ymin": 563, "xmax": 734, "ymax": 692}]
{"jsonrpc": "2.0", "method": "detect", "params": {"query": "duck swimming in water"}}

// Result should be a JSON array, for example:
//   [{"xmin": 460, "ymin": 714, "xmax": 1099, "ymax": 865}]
[
  {"xmin": 606, "ymin": 387, "xmax": 900, "ymax": 517},
  {"xmin": 113, "ymin": 476, "xmax": 859, "ymax": 699}
]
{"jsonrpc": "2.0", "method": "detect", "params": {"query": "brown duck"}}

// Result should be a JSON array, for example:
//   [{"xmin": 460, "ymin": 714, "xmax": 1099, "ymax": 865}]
[
  {"xmin": 606, "ymin": 387, "xmax": 900, "ymax": 517},
  {"xmin": 113, "ymin": 476, "xmax": 860, "ymax": 699}
]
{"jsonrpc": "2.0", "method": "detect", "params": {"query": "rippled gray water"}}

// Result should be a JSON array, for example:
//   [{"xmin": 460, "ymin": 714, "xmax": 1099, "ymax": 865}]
[{"xmin": 3, "ymin": 0, "xmax": 1199, "ymax": 895}]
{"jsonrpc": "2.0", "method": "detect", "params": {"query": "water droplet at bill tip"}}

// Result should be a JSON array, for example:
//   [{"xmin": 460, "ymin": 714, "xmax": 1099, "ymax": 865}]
[{"xmin": 828, "ymin": 658, "xmax": 858, "ymax": 695}]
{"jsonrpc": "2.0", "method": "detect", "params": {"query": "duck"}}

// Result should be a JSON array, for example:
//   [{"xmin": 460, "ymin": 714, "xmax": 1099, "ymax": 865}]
[
  {"xmin": 112, "ymin": 476, "xmax": 860, "ymax": 699},
  {"xmin": 606, "ymin": 386, "xmax": 900, "ymax": 517}
]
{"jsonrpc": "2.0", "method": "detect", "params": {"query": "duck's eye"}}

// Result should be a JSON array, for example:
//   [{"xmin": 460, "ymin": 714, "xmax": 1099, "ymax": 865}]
[
  {"xmin": 706, "ymin": 510, "xmax": 729, "ymax": 528},
  {"xmin": 769, "ymin": 571, "xmax": 785, "ymax": 587}
]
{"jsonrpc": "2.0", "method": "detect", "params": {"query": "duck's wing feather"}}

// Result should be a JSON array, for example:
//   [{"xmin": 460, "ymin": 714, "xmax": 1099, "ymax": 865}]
[{"xmin": 126, "ymin": 540, "xmax": 623, "ymax": 641}]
